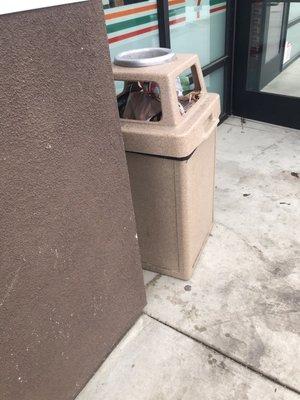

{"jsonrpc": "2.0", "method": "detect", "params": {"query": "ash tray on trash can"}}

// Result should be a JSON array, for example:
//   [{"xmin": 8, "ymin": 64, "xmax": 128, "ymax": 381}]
[{"xmin": 114, "ymin": 48, "xmax": 175, "ymax": 68}]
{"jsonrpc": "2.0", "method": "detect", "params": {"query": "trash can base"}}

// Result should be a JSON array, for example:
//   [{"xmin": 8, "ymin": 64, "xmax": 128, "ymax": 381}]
[
  {"xmin": 127, "ymin": 130, "xmax": 216, "ymax": 281},
  {"xmin": 142, "ymin": 222, "xmax": 213, "ymax": 281}
]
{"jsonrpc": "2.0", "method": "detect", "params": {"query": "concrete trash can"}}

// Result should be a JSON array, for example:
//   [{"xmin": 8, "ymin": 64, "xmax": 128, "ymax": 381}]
[{"xmin": 113, "ymin": 52, "xmax": 220, "ymax": 280}]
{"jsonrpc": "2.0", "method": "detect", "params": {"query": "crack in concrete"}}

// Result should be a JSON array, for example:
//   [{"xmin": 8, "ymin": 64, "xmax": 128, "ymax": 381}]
[
  {"xmin": 215, "ymin": 221, "xmax": 297, "ymax": 282},
  {"xmin": 144, "ymin": 221, "xmax": 299, "ymax": 394},
  {"xmin": 144, "ymin": 312, "xmax": 300, "ymax": 396}
]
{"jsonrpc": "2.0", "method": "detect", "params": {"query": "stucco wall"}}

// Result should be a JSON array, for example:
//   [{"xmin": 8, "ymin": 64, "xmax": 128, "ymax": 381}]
[{"xmin": 0, "ymin": 1, "xmax": 146, "ymax": 399}]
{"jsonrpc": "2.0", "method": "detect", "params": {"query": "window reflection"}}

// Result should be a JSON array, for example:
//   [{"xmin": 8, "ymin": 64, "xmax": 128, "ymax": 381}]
[
  {"xmin": 102, "ymin": 0, "xmax": 160, "ymax": 59},
  {"xmin": 169, "ymin": 0, "xmax": 227, "ymax": 67},
  {"xmin": 247, "ymin": 1, "xmax": 300, "ymax": 98}
]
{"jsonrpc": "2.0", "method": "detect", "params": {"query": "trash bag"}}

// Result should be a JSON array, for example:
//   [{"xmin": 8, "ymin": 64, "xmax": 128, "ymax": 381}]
[
  {"xmin": 117, "ymin": 80, "xmax": 200, "ymax": 121},
  {"xmin": 118, "ymin": 81, "xmax": 162, "ymax": 121},
  {"xmin": 123, "ymin": 92, "xmax": 162, "ymax": 121},
  {"xmin": 117, "ymin": 81, "xmax": 141, "ymax": 118}
]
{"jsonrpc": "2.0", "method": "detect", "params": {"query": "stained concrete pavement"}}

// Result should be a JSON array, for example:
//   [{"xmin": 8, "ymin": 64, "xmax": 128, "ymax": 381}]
[
  {"xmin": 77, "ymin": 316, "xmax": 299, "ymax": 400},
  {"xmin": 77, "ymin": 117, "xmax": 300, "ymax": 399}
]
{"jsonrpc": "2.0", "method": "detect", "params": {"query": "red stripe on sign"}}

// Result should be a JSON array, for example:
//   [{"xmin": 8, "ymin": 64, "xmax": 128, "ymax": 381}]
[
  {"xmin": 108, "ymin": 24, "xmax": 158, "ymax": 44},
  {"xmin": 210, "ymin": 5, "xmax": 226, "ymax": 13},
  {"xmin": 169, "ymin": 16, "xmax": 186, "ymax": 25}
]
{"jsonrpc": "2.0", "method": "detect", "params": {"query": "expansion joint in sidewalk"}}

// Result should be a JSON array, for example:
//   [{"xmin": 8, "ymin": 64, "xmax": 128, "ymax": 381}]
[{"xmin": 144, "ymin": 312, "xmax": 300, "ymax": 396}]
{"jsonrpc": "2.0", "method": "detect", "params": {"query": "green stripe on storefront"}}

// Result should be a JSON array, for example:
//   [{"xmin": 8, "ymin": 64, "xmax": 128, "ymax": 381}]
[
  {"xmin": 107, "ymin": 13, "xmax": 158, "ymax": 34},
  {"xmin": 169, "ymin": 6, "xmax": 186, "ymax": 18},
  {"xmin": 107, "ymin": 7, "xmax": 185, "ymax": 34},
  {"xmin": 210, "ymin": 0, "xmax": 226, "ymax": 6}
]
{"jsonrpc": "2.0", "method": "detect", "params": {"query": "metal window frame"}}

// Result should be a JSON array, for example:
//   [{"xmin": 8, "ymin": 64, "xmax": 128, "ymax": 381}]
[
  {"xmin": 157, "ymin": 0, "xmax": 170, "ymax": 47},
  {"xmin": 157, "ymin": 0, "xmax": 236, "ymax": 122}
]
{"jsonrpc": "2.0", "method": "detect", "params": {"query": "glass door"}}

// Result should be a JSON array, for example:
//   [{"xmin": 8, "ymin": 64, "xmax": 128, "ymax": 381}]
[{"xmin": 233, "ymin": 0, "xmax": 300, "ymax": 129}]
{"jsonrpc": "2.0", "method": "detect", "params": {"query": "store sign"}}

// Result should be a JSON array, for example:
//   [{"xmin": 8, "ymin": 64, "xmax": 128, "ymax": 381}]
[{"xmin": 0, "ymin": 0, "xmax": 87, "ymax": 15}]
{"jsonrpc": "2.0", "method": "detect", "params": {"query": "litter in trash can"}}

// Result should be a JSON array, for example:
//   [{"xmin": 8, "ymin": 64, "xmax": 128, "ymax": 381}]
[
  {"xmin": 117, "ymin": 81, "xmax": 162, "ymax": 121},
  {"xmin": 117, "ymin": 72, "xmax": 201, "ymax": 121}
]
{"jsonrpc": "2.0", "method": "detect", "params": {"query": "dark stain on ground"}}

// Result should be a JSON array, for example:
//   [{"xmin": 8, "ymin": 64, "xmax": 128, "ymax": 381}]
[
  {"xmin": 194, "ymin": 325, "xmax": 207, "ymax": 333},
  {"xmin": 222, "ymin": 331, "xmax": 248, "ymax": 351},
  {"xmin": 208, "ymin": 354, "xmax": 217, "ymax": 365},
  {"xmin": 243, "ymin": 193, "xmax": 251, "ymax": 197},
  {"xmin": 291, "ymin": 172, "xmax": 299, "ymax": 178},
  {"xmin": 207, "ymin": 354, "xmax": 230, "ymax": 373},
  {"xmin": 184, "ymin": 285, "xmax": 192, "ymax": 292},
  {"xmin": 280, "ymin": 202, "xmax": 291, "ymax": 205},
  {"xmin": 273, "ymin": 266, "xmax": 283, "ymax": 275},
  {"xmin": 270, "ymin": 260, "xmax": 296, "ymax": 278},
  {"xmin": 218, "ymin": 361, "xmax": 227, "ymax": 371},
  {"xmin": 247, "ymin": 324, "xmax": 265, "ymax": 368}
]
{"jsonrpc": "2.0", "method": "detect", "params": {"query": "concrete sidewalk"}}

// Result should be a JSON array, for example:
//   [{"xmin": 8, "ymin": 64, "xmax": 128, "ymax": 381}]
[{"xmin": 77, "ymin": 117, "xmax": 300, "ymax": 400}]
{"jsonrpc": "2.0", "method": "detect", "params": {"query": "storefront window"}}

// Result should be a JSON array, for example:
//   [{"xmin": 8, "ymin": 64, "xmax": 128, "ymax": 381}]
[
  {"xmin": 286, "ymin": 23, "xmax": 300, "ymax": 61},
  {"xmin": 285, "ymin": 3, "xmax": 300, "ymax": 63},
  {"xmin": 288, "ymin": 2, "xmax": 300, "ymax": 22},
  {"xmin": 102, "ymin": 0, "xmax": 160, "ymax": 60},
  {"xmin": 169, "ymin": 0, "xmax": 227, "ymax": 67},
  {"xmin": 204, "ymin": 67, "xmax": 224, "ymax": 110}
]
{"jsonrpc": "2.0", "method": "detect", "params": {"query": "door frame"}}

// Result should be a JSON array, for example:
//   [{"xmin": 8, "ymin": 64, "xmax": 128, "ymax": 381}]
[
  {"xmin": 259, "ymin": 2, "xmax": 289, "ymax": 89},
  {"xmin": 233, "ymin": 0, "xmax": 300, "ymax": 129}
]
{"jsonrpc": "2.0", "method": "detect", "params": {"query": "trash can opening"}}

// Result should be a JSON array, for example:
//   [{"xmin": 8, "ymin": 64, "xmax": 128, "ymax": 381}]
[
  {"xmin": 116, "ymin": 80, "xmax": 162, "ymax": 122},
  {"xmin": 115, "ymin": 64, "xmax": 202, "ymax": 123},
  {"xmin": 176, "ymin": 66, "xmax": 202, "ymax": 115}
]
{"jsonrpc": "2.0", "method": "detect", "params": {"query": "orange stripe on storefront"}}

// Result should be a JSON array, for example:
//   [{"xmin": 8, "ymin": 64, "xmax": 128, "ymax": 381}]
[
  {"xmin": 105, "ymin": 4, "xmax": 156, "ymax": 20},
  {"xmin": 108, "ymin": 15, "xmax": 185, "ymax": 44},
  {"xmin": 105, "ymin": 0, "xmax": 184, "ymax": 21},
  {"xmin": 169, "ymin": 0, "xmax": 186, "ymax": 7}
]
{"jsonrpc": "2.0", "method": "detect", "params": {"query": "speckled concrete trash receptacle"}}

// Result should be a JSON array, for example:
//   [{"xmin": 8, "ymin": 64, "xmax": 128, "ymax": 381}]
[{"xmin": 113, "ymin": 53, "xmax": 220, "ymax": 280}]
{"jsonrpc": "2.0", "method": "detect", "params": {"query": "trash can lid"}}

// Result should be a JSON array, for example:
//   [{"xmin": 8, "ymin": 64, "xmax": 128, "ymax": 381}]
[{"xmin": 114, "ymin": 48, "xmax": 176, "ymax": 68}]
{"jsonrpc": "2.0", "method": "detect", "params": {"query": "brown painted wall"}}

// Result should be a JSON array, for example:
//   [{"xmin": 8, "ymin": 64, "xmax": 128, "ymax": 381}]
[{"xmin": 0, "ymin": 2, "xmax": 146, "ymax": 400}]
